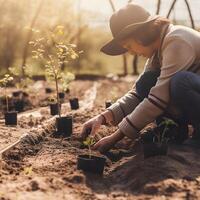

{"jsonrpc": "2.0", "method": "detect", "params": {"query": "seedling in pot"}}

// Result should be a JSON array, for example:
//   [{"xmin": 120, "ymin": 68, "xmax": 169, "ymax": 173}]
[
  {"xmin": 30, "ymin": 26, "xmax": 78, "ymax": 136},
  {"xmin": 0, "ymin": 74, "xmax": 17, "ymax": 126},
  {"xmin": 48, "ymin": 97, "xmax": 60, "ymax": 116},
  {"xmin": 9, "ymin": 65, "xmax": 33, "ymax": 112},
  {"xmin": 77, "ymin": 136, "xmax": 106, "ymax": 174},
  {"xmin": 143, "ymin": 118, "xmax": 178, "ymax": 158}
]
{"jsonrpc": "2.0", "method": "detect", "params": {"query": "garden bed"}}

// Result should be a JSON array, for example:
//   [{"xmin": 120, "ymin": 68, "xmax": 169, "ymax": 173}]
[{"xmin": 0, "ymin": 78, "xmax": 200, "ymax": 200}]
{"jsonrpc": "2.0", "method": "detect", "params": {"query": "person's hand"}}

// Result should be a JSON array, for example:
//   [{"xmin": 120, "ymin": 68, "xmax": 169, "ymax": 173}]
[
  {"xmin": 92, "ymin": 130, "xmax": 124, "ymax": 153},
  {"xmin": 81, "ymin": 115, "xmax": 104, "ymax": 140}
]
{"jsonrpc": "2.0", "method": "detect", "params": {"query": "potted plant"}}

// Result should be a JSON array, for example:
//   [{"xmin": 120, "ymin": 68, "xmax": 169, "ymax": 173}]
[
  {"xmin": 43, "ymin": 50, "xmax": 76, "ymax": 136},
  {"xmin": 30, "ymin": 27, "xmax": 78, "ymax": 137},
  {"xmin": 45, "ymin": 87, "xmax": 53, "ymax": 94},
  {"xmin": 48, "ymin": 97, "xmax": 60, "ymax": 116},
  {"xmin": 9, "ymin": 65, "xmax": 33, "ymax": 112},
  {"xmin": 77, "ymin": 137, "xmax": 106, "ymax": 174},
  {"xmin": 143, "ymin": 118, "xmax": 178, "ymax": 158},
  {"xmin": 0, "ymin": 74, "xmax": 17, "ymax": 125},
  {"xmin": 69, "ymin": 97, "xmax": 79, "ymax": 110},
  {"xmin": 58, "ymin": 92, "xmax": 65, "ymax": 99}
]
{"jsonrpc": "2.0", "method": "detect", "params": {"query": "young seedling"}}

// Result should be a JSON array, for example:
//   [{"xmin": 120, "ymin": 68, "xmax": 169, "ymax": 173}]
[
  {"xmin": 0, "ymin": 74, "xmax": 13, "ymax": 112},
  {"xmin": 154, "ymin": 118, "xmax": 178, "ymax": 145},
  {"xmin": 23, "ymin": 166, "xmax": 33, "ymax": 176},
  {"xmin": 83, "ymin": 136, "xmax": 96, "ymax": 159}
]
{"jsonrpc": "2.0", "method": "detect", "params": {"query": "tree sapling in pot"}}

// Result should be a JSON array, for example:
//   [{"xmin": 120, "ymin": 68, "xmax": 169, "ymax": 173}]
[
  {"xmin": 9, "ymin": 65, "xmax": 33, "ymax": 112},
  {"xmin": 44, "ymin": 54, "xmax": 75, "ymax": 137},
  {"xmin": 77, "ymin": 136, "xmax": 106, "ymax": 174},
  {"xmin": 48, "ymin": 97, "xmax": 60, "ymax": 116},
  {"xmin": 0, "ymin": 74, "xmax": 17, "ymax": 125},
  {"xmin": 30, "ymin": 27, "xmax": 78, "ymax": 137},
  {"xmin": 143, "ymin": 118, "xmax": 178, "ymax": 158}
]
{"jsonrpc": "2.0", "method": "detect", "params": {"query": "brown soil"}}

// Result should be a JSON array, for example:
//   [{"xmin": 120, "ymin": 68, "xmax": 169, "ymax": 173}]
[{"xmin": 0, "ymin": 78, "xmax": 200, "ymax": 200}]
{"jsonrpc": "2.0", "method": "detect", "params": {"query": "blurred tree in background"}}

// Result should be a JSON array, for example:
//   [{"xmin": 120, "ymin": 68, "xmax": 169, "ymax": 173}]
[
  {"xmin": 0, "ymin": 0, "xmax": 198, "ymax": 77},
  {"xmin": 0, "ymin": 0, "xmax": 138, "ymax": 76}
]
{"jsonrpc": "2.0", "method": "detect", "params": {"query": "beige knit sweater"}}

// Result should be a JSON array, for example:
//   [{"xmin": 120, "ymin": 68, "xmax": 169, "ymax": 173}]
[{"xmin": 107, "ymin": 24, "xmax": 200, "ymax": 139}]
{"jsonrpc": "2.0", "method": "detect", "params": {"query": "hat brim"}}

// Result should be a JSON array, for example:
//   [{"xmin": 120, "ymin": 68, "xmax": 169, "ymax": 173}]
[
  {"xmin": 101, "ymin": 15, "xmax": 159, "ymax": 56},
  {"xmin": 100, "ymin": 39, "xmax": 128, "ymax": 56}
]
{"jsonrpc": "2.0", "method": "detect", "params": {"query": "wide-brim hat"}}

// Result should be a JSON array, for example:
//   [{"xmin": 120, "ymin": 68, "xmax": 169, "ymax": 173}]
[{"xmin": 101, "ymin": 4, "xmax": 159, "ymax": 56}]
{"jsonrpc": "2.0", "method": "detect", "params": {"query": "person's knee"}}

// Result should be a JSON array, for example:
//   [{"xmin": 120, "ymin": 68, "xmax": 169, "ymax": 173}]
[
  {"xmin": 136, "ymin": 70, "xmax": 160, "ymax": 99},
  {"xmin": 170, "ymin": 71, "xmax": 190, "ymax": 102}
]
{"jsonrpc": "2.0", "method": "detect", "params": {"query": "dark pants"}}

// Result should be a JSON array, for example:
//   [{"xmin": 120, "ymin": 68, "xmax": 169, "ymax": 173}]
[{"xmin": 136, "ymin": 70, "xmax": 200, "ymax": 126}]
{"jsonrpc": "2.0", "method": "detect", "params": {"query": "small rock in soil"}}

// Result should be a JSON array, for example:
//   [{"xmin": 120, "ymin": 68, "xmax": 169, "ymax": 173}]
[
  {"xmin": 63, "ymin": 173, "xmax": 85, "ymax": 184},
  {"xmin": 29, "ymin": 180, "xmax": 39, "ymax": 191}
]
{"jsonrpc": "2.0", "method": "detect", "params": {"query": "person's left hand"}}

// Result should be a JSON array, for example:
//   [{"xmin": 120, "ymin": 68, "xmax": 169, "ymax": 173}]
[{"xmin": 92, "ymin": 130, "xmax": 124, "ymax": 153}]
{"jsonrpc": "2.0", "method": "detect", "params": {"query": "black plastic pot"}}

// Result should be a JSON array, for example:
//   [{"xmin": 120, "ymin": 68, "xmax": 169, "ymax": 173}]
[
  {"xmin": 50, "ymin": 103, "xmax": 60, "ymax": 115},
  {"xmin": 14, "ymin": 100, "xmax": 24, "ymax": 112},
  {"xmin": 45, "ymin": 87, "xmax": 53, "ymax": 94},
  {"xmin": 69, "ymin": 98, "xmax": 79, "ymax": 110},
  {"xmin": 4, "ymin": 111, "xmax": 17, "ymax": 126},
  {"xmin": 105, "ymin": 100, "xmax": 112, "ymax": 108},
  {"xmin": 77, "ymin": 154, "xmax": 106, "ymax": 174},
  {"xmin": 65, "ymin": 88, "xmax": 70, "ymax": 94},
  {"xmin": 56, "ymin": 116, "xmax": 73, "ymax": 137},
  {"xmin": 12, "ymin": 91, "xmax": 22, "ymax": 97},
  {"xmin": 143, "ymin": 143, "xmax": 168, "ymax": 158},
  {"xmin": 22, "ymin": 91, "xmax": 29, "ymax": 98},
  {"xmin": 58, "ymin": 92, "xmax": 65, "ymax": 99}
]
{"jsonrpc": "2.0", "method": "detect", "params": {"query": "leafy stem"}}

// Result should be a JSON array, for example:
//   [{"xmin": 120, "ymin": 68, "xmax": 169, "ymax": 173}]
[{"xmin": 83, "ymin": 136, "xmax": 95, "ymax": 159}]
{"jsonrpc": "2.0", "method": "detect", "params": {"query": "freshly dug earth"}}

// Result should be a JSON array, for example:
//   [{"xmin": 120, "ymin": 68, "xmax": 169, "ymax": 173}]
[{"xmin": 0, "ymin": 78, "xmax": 200, "ymax": 200}]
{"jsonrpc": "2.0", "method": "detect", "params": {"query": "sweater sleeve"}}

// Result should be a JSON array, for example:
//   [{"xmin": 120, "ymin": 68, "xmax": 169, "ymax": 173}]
[
  {"xmin": 118, "ymin": 38, "xmax": 196, "ymax": 139},
  {"xmin": 107, "ymin": 57, "xmax": 157, "ymax": 125}
]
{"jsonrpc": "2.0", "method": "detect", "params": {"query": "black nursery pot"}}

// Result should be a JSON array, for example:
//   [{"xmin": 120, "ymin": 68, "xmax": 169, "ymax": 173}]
[
  {"xmin": 56, "ymin": 116, "xmax": 73, "ymax": 137},
  {"xmin": 14, "ymin": 100, "xmax": 24, "ymax": 112},
  {"xmin": 45, "ymin": 87, "xmax": 53, "ymax": 94},
  {"xmin": 69, "ymin": 98, "xmax": 79, "ymax": 110},
  {"xmin": 12, "ymin": 90, "xmax": 22, "ymax": 97},
  {"xmin": 58, "ymin": 92, "xmax": 65, "ymax": 99},
  {"xmin": 4, "ymin": 111, "xmax": 17, "ymax": 126},
  {"xmin": 65, "ymin": 88, "xmax": 70, "ymax": 94},
  {"xmin": 22, "ymin": 91, "xmax": 29, "ymax": 98},
  {"xmin": 105, "ymin": 100, "xmax": 112, "ymax": 108},
  {"xmin": 77, "ymin": 154, "xmax": 106, "ymax": 174},
  {"xmin": 50, "ymin": 103, "xmax": 60, "ymax": 115},
  {"xmin": 143, "ymin": 143, "xmax": 168, "ymax": 159}
]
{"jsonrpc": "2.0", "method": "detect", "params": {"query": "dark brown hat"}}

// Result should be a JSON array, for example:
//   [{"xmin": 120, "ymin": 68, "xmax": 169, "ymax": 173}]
[{"xmin": 101, "ymin": 4, "xmax": 158, "ymax": 56}]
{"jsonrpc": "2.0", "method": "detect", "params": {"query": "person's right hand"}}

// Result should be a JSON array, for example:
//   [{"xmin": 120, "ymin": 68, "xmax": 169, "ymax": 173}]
[{"xmin": 80, "ymin": 115, "xmax": 104, "ymax": 140}]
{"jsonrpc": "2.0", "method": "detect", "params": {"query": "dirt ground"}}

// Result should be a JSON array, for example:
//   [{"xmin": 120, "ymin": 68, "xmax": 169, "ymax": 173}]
[{"xmin": 0, "ymin": 77, "xmax": 200, "ymax": 200}]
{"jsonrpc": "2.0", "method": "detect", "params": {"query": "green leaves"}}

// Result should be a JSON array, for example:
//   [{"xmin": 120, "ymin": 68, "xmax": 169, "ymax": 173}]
[
  {"xmin": 158, "ymin": 118, "xmax": 178, "ymax": 128},
  {"xmin": 0, "ymin": 74, "xmax": 13, "ymax": 88},
  {"xmin": 155, "ymin": 118, "xmax": 178, "ymax": 144},
  {"xmin": 83, "ymin": 136, "xmax": 95, "ymax": 147}
]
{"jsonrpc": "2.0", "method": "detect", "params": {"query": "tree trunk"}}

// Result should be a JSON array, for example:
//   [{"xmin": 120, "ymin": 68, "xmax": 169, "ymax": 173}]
[
  {"xmin": 156, "ymin": 0, "xmax": 161, "ymax": 15},
  {"xmin": 166, "ymin": 0, "xmax": 177, "ymax": 18},
  {"xmin": 184, "ymin": 0, "xmax": 195, "ymax": 29}
]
